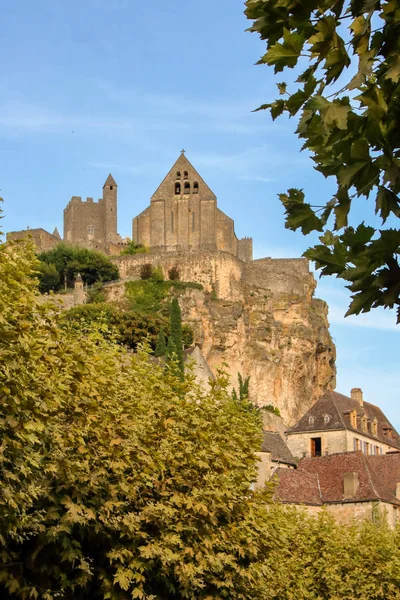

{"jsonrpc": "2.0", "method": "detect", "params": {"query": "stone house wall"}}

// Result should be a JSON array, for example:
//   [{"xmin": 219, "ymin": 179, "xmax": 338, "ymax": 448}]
[{"xmin": 287, "ymin": 429, "xmax": 395, "ymax": 459}]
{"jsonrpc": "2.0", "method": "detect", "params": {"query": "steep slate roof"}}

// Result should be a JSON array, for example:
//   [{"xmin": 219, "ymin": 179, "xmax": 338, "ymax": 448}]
[
  {"xmin": 261, "ymin": 431, "xmax": 296, "ymax": 466},
  {"xmin": 287, "ymin": 390, "xmax": 400, "ymax": 450},
  {"xmin": 150, "ymin": 152, "xmax": 216, "ymax": 200},
  {"xmin": 275, "ymin": 452, "xmax": 400, "ymax": 506}
]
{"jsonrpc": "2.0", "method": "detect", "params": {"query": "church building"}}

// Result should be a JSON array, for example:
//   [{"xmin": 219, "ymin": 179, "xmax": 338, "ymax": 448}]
[{"xmin": 132, "ymin": 152, "xmax": 253, "ymax": 261}]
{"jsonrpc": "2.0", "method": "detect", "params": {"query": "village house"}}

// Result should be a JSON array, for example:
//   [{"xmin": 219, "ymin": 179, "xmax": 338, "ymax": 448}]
[{"xmin": 286, "ymin": 388, "xmax": 400, "ymax": 460}]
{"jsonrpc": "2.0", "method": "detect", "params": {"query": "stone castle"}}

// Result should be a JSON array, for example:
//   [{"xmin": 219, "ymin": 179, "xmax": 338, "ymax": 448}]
[{"xmin": 8, "ymin": 151, "xmax": 252, "ymax": 261}]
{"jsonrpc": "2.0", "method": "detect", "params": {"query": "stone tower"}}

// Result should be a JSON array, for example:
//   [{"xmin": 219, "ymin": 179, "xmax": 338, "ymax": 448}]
[
  {"xmin": 132, "ymin": 152, "xmax": 253, "ymax": 260},
  {"xmin": 63, "ymin": 174, "xmax": 122, "ymax": 254},
  {"xmin": 103, "ymin": 174, "xmax": 118, "ymax": 245}
]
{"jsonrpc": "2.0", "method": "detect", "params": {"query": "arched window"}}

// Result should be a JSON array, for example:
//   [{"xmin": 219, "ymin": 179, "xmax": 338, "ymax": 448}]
[
  {"xmin": 184, "ymin": 182, "xmax": 190, "ymax": 194},
  {"xmin": 176, "ymin": 171, "xmax": 181, "ymax": 178},
  {"xmin": 175, "ymin": 182, "xmax": 181, "ymax": 195},
  {"xmin": 193, "ymin": 181, "xmax": 199, "ymax": 194},
  {"xmin": 309, "ymin": 416, "xmax": 315, "ymax": 425},
  {"xmin": 324, "ymin": 414, "xmax": 331, "ymax": 424},
  {"xmin": 184, "ymin": 171, "xmax": 188, "ymax": 179}
]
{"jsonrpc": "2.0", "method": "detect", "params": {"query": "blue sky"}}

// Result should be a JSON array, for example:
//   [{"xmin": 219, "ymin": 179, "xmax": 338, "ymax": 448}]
[{"xmin": 2, "ymin": 0, "xmax": 399, "ymax": 428}]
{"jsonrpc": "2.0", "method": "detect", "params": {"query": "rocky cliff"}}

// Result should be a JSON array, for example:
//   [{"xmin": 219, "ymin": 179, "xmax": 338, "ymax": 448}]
[{"xmin": 108, "ymin": 251, "xmax": 336, "ymax": 426}]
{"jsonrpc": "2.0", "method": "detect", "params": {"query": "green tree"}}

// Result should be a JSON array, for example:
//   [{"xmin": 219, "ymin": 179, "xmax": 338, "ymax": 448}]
[
  {"xmin": 232, "ymin": 372, "xmax": 251, "ymax": 402},
  {"xmin": 121, "ymin": 240, "xmax": 148, "ymax": 255},
  {"xmin": 167, "ymin": 297, "xmax": 184, "ymax": 375},
  {"xmin": 246, "ymin": 0, "xmax": 400, "ymax": 323},
  {"xmin": 0, "ymin": 235, "xmax": 280, "ymax": 600},
  {"xmin": 38, "ymin": 243, "xmax": 119, "ymax": 291},
  {"xmin": 155, "ymin": 328, "xmax": 167, "ymax": 357},
  {"xmin": 36, "ymin": 260, "xmax": 60, "ymax": 292}
]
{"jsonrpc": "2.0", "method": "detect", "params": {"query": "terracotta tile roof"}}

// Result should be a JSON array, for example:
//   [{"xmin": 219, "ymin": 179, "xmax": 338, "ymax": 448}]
[
  {"xmin": 287, "ymin": 390, "xmax": 400, "ymax": 450},
  {"xmin": 261, "ymin": 431, "xmax": 296, "ymax": 466},
  {"xmin": 274, "ymin": 468, "xmax": 322, "ymax": 505},
  {"xmin": 275, "ymin": 452, "xmax": 400, "ymax": 507}
]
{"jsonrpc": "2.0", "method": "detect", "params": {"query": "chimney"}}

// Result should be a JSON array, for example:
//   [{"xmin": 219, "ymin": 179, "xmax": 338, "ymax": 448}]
[
  {"xmin": 343, "ymin": 472, "xmax": 359, "ymax": 499},
  {"xmin": 351, "ymin": 388, "xmax": 364, "ymax": 407}
]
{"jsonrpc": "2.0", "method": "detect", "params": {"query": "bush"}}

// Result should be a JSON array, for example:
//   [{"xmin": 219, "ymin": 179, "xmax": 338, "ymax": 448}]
[
  {"xmin": 121, "ymin": 241, "xmax": 148, "ymax": 255},
  {"xmin": 140, "ymin": 263, "xmax": 152, "ymax": 280},
  {"xmin": 168, "ymin": 265, "xmax": 180, "ymax": 281},
  {"xmin": 151, "ymin": 265, "xmax": 164, "ymax": 282}
]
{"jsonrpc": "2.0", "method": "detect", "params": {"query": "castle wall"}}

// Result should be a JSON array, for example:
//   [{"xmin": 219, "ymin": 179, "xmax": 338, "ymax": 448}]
[
  {"xmin": 216, "ymin": 209, "xmax": 238, "ymax": 256},
  {"xmin": 244, "ymin": 258, "xmax": 312, "ymax": 297},
  {"xmin": 7, "ymin": 229, "xmax": 60, "ymax": 252},
  {"xmin": 63, "ymin": 197, "xmax": 106, "ymax": 251},
  {"xmin": 112, "ymin": 250, "xmax": 245, "ymax": 301},
  {"xmin": 238, "ymin": 237, "xmax": 253, "ymax": 262}
]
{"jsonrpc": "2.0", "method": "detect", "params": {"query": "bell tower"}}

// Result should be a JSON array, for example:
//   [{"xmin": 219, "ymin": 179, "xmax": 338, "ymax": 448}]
[{"xmin": 103, "ymin": 174, "xmax": 118, "ymax": 245}]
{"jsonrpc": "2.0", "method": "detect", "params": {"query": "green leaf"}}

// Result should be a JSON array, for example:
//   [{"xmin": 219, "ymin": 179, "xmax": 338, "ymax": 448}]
[{"xmin": 375, "ymin": 187, "xmax": 400, "ymax": 223}]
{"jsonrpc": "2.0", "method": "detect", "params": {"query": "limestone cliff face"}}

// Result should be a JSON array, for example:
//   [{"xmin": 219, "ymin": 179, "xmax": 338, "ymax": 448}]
[{"xmin": 111, "ymin": 251, "xmax": 336, "ymax": 426}]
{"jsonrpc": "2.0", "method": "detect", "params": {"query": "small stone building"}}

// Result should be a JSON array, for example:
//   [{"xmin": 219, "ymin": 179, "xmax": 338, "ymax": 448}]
[
  {"xmin": 255, "ymin": 431, "xmax": 296, "ymax": 490},
  {"xmin": 6, "ymin": 227, "xmax": 61, "ymax": 252},
  {"xmin": 275, "ymin": 451, "xmax": 400, "ymax": 528},
  {"xmin": 286, "ymin": 388, "xmax": 400, "ymax": 459},
  {"xmin": 132, "ymin": 152, "xmax": 253, "ymax": 261}
]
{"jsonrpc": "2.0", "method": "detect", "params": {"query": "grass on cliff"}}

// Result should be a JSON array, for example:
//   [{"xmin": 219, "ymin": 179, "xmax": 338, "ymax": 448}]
[{"xmin": 125, "ymin": 279, "xmax": 203, "ymax": 315}]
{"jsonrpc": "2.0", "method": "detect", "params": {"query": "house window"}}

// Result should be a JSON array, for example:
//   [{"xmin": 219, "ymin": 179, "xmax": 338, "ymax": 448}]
[
  {"xmin": 350, "ymin": 410, "xmax": 357, "ymax": 428},
  {"xmin": 353, "ymin": 438, "xmax": 357, "ymax": 451},
  {"xmin": 192, "ymin": 211, "xmax": 195, "ymax": 231},
  {"xmin": 88, "ymin": 226, "xmax": 94, "ymax": 235},
  {"xmin": 184, "ymin": 182, "xmax": 190, "ymax": 194},
  {"xmin": 175, "ymin": 182, "xmax": 181, "ymax": 195},
  {"xmin": 184, "ymin": 171, "xmax": 188, "ymax": 179},
  {"xmin": 366, "ymin": 442, "xmax": 370, "ymax": 455},
  {"xmin": 110, "ymin": 185, "xmax": 113, "ymax": 190},
  {"xmin": 171, "ymin": 211, "xmax": 174, "ymax": 233},
  {"xmin": 324, "ymin": 415, "xmax": 331, "ymax": 424},
  {"xmin": 309, "ymin": 416, "xmax": 315, "ymax": 425},
  {"xmin": 311, "ymin": 437, "xmax": 322, "ymax": 457},
  {"xmin": 193, "ymin": 181, "xmax": 199, "ymax": 194},
  {"xmin": 176, "ymin": 171, "xmax": 181, "ymax": 178},
  {"xmin": 362, "ymin": 417, "xmax": 368, "ymax": 432},
  {"xmin": 372, "ymin": 420, "xmax": 378, "ymax": 436}
]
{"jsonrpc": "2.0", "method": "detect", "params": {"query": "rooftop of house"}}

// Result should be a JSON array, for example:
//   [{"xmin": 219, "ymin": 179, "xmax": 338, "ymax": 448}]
[
  {"xmin": 261, "ymin": 431, "xmax": 296, "ymax": 466},
  {"xmin": 287, "ymin": 389, "xmax": 400, "ymax": 449},
  {"xmin": 275, "ymin": 451, "xmax": 400, "ymax": 507}
]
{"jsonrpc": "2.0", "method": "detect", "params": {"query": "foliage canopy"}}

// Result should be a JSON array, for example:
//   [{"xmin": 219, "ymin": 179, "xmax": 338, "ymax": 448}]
[
  {"xmin": 2, "ymin": 232, "xmax": 400, "ymax": 598},
  {"xmin": 246, "ymin": 0, "xmax": 400, "ymax": 322},
  {"xmin": 38, "ymin": 243, "xmax": 119, "ymax": 292}
]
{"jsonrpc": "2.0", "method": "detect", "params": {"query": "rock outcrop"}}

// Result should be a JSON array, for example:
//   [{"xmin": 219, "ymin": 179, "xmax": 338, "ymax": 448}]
[{"xmin": 109, "ymin": 251, "xmax": 336, "ymax": 426}]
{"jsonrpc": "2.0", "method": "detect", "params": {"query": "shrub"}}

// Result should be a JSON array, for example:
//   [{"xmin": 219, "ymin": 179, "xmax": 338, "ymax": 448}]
[
  {"xmin": 168, "ymin": 265, "xmax": 180, "ymax": 281},
  {"xmin": 140, "ymin": 263, "xmax": 152, "ymax": 280}
]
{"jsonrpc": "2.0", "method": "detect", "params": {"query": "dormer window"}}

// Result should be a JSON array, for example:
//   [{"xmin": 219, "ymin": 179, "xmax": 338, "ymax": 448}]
[
  {"xmin": 324, "ymin": 415, "xmax": 331, "ymax": 424},
  {"xmin": 350, "ymin": 410, "xmax": 357, "ymax": 429},
  {"xmin": 193, "ymin": 181, "xmax": 199, "ymax": 194},
  {"xmin": 361, "ymin": 417, "xmax": 368, "ymax": 432},
  {"xmin": 372, "ymin": 419, "xmax": 378, "ymax": 436},
  {"xmin": 184, "ymin": 182, "xmax": 190, "ymax": 194},
  {"xmin": 184, "ymin": 171, "xmax": 188, "ymax": 179},
  {"xmin": 175, "ymin": 182, "xmax": 181, "ymax": 195},
  {"xmin": 309, "ymin": 416, "xmax": 315, "ymax": 425}
]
